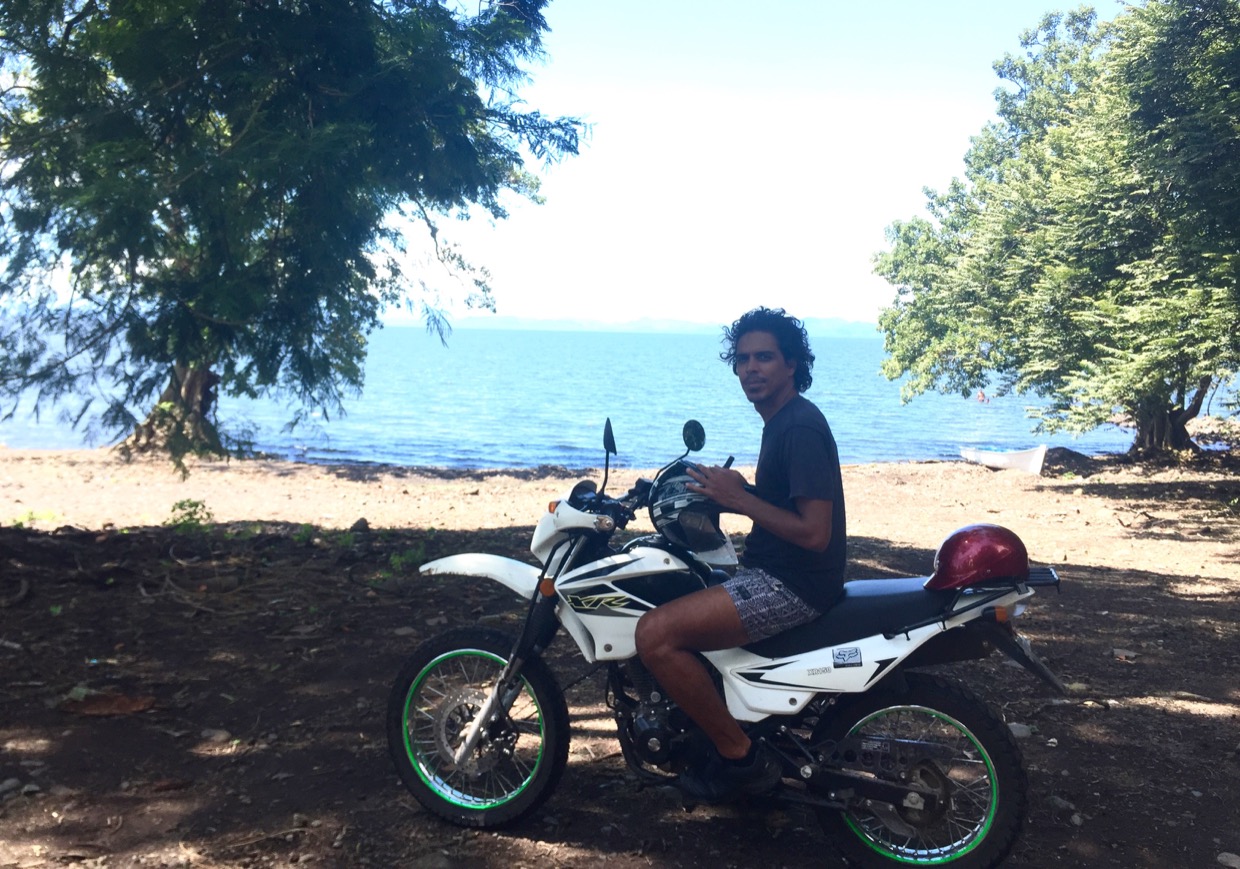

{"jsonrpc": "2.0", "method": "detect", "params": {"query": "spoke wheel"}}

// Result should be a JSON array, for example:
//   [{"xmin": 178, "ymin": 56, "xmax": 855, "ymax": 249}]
[
  {"xmin": 386, "ymin": 627, "xmax": 569, "ymax": 828},
  {"xmin": 812, "ymin": 673, "xmax": 1027, "ymax": 868}
]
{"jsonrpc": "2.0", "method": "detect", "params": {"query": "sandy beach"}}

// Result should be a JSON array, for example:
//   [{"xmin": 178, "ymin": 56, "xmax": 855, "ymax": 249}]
[{"xmin": 1, "ymin": 446, "xmax": 1234, "ymax": 582}]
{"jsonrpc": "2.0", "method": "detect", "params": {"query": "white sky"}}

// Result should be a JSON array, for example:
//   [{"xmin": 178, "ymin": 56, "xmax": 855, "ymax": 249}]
[{"xmin": 406, "ymin": 0, "xmax": 1129, "ymax": 328}]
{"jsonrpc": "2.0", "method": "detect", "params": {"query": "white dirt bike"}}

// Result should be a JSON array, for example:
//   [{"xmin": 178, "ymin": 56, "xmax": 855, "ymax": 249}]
[{"xmin": 387, "ymin": 420, "xmax": 1065, "ymax": 868}]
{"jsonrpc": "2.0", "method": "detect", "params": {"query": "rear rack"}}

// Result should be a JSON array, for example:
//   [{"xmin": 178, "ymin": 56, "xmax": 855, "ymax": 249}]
[
  {"xmin": 882, "ymin": 567, "xmax": 1061, "ymax": 640},
  {"xmin": 1027, "ymin": 566, "xmax": 1060, "ymax": 591}
]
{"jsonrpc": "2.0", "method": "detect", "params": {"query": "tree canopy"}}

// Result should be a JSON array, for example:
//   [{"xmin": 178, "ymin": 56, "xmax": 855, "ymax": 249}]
[
  {"xmin": 0, "ymin": 0, "xmax": 580, "ymax": 458},
  {"xmin": 874, "ymin": 1, "xmax": 1240, "ymax": 454}
]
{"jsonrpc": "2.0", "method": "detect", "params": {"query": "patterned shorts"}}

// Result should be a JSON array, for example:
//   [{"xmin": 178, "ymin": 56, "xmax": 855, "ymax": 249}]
[{"xmin": 723, "ymin": 567, "xmax": 821, "ymax": 643}]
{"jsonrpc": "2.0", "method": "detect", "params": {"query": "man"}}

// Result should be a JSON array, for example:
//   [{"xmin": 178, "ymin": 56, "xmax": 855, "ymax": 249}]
[{"xmin": 633, "ymin": 307, "xmax": 847, "ymax": 803}]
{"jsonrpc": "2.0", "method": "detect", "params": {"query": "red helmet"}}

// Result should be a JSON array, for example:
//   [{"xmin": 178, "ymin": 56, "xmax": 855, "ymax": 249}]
[{"xmin": 924, "ymin": 524, "xmax": 1029, "ymax": 591}]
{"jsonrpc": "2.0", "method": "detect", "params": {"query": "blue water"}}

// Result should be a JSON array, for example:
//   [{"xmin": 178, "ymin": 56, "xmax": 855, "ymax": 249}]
[{"xmin": 0, "ymin": 328, "xmax": 1135, "ymax": 468}]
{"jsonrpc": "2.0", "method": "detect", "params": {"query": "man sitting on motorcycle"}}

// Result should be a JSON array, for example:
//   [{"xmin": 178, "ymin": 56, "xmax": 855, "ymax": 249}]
[{"xmin": 634, "ymin": 306, "xmax": 847, "ymax": 803}]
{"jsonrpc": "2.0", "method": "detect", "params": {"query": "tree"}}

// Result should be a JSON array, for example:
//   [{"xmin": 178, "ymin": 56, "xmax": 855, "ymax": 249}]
[
  {"xmin": 1112, "ymin": 0, "xmax": 1240, "ymax": 452},
  {"xmin": 1119, "ymin": 0, "xmax": 1240, "ymax": 255},
  {"xmin": 875, "ymin": 3, "xmax": 1239, "ymax": 454},
  {"xmin": 0, "ymin": 0, "xmax": 580, "ymax": 459}
]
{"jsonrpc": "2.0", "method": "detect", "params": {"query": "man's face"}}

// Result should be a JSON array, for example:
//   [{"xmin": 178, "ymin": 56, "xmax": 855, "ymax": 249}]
[{"xmin": 733, "ymin": 330, "xmax": 797, "ymax": 407}]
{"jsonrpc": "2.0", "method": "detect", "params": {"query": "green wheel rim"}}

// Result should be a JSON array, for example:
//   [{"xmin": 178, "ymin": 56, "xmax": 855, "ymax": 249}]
[
  {"xmin": 400, "ymin": 648, "xmax": 546, "ymax": 811},
  {"xmin": 842, "ymin": 704, "xmax": 999, "ymax": 864}
]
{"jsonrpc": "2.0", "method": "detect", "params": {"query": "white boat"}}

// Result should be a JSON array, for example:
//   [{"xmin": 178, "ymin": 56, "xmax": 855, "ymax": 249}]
[{"xmin": 959, "ymin": 444, "xmax": 1049, "ymax": 475}]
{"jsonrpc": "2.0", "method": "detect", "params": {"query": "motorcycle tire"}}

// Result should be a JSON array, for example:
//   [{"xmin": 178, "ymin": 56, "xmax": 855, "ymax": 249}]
[
  {"xmin": 386, "ymin": 627, "xmax": 570, "ymax": 828},
  {"xmin": 811, "ymin": 672, "xmax": 1028, "ymax": 868}
]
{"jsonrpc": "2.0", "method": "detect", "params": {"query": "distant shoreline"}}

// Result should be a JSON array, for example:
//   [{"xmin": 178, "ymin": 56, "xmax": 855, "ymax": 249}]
[
  {"xmin": 436, "ymin": 315, "xmax": 882, "ymax": 339},
  {"xmin": 0, "ymin": 442, "xmax": 1132, "ymax": 476}
]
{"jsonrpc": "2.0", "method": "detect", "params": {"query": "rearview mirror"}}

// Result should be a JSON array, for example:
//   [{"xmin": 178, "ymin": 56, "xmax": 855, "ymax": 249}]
[
  {"xmin": 603, "ymin": 418, "xmax": 617, "ymax": 456},
  {"xmin": 682, "ymin": 420, "xmax": 706, "ymax": 453}
]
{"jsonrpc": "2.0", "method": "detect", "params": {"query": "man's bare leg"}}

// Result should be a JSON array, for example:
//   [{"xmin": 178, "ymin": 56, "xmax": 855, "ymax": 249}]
[{"xmin": 633, "ymin": 585, "xmax": 751, "ymax": 759}]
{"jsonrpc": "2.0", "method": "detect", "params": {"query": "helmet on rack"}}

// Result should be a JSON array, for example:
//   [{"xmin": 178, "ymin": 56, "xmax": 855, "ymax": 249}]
[
  {"xmin": 648, "ymin": 461, "xmax": 728, "ymax": 552},
  {"xmin": 925, "ymin": 524, "xmax": 1029, "ymax": 590}
]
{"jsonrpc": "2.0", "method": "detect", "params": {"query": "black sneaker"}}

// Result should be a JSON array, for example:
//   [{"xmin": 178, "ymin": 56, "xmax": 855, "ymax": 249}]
[{"xmin": 676, "ymin": 742, "xmax": 782, "ymax": 804}]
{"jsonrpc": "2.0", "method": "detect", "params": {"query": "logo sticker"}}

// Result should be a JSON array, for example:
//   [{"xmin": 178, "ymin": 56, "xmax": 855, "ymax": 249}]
[
  {"xmin": 833, "ymin": 647, "xmax": 863, "ymax": 668},
  {"xmin": 565, "ymin": 593, "xmax": 633, "ymax": 612}
]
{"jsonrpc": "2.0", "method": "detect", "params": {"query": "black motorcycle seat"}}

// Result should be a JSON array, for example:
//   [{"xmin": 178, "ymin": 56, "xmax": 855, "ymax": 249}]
[{"xmin": 744, "ymin": 577, "xmax": 955, "ymax": 659}]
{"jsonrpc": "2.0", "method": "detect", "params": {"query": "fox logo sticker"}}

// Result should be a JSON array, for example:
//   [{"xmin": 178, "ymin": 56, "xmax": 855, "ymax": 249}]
[{"xmin": 833, "ymin": 647, "xmax": 863, "ymax": 668}]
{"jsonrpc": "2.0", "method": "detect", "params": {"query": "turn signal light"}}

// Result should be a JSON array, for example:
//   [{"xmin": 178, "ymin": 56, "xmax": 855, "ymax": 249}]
[
  {"xmin": 547, "ymin": 500, "xmax": 560, "ymax": 514},
  {"xmin": 984, "ymin": 605, "xmax": 1011, "ymax": 623}
]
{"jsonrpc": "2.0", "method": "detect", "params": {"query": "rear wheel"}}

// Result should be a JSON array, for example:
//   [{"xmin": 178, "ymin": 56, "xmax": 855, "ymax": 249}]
[
  {"xmin": 812, "ymin": 673, "xmax": 1027, "ymax": 868},
  {"xmin": 386, "ymin": 627, "xmax": 570, "ymax": 828}
]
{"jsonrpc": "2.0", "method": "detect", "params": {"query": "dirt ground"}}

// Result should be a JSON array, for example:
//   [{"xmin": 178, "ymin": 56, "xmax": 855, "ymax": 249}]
[{"xmin": 1, "ymin": 445, "xmax": 1239, "ymax": 868}]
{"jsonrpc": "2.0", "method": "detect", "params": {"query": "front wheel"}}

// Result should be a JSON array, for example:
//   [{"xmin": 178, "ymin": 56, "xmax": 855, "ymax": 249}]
[
  {"xmin": 386, "ymin": 627, "xmax": 570, "ymax": 828},
  {"xmin": 812, "ymin": 673, "xmax": 1028, "ymax": 868}
]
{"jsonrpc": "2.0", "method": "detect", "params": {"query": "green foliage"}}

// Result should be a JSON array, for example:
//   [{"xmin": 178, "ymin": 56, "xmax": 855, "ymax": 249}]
[
  {"xmin": 1118, "ymin": 0, "xmax": 1240, "ymax": 255},
  {"xmin": 164, "ymin": 498, "xmax": 214, "ymax": 534},
  {"xmin": 9, "ymin": 509, "xmax": 58, "ymax": 528},
  {"xmin": 390, "ymin": 545, "xmax": 427, "ymax": 574},
  {"xmin": 875, "ymin": 2, "xmax": 1240, "ymax": 453},
  {"xmin": 223, "ymin": 523, "xmax": 264, "ymax": 541},
  {"xmin": 0, "ymin": 0, "xmax": 581, "ymax": 457}
]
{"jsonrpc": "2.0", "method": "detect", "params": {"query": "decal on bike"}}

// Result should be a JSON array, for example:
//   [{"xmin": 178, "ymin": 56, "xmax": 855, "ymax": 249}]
[
  {"xmin": 865, "ymin": 657, "xmax": 899, "ymax": 685},
  {"xmin": 833, "ymin": 647, "xmax": 863, "ymax": 668},
  {"xmin": 565, "ymin": 560, "xmax": 635, "ymax": 582},
  {"xmin": 614, "ymin": 572, "xmax": 707, "ymax": 608},
  {"xmin": 737, "ymin": 662, "xmax": 816, "ymax": 690},
  {"xmin": 564, "ymin": 591, "xmax": 647, "ymax": 614}
]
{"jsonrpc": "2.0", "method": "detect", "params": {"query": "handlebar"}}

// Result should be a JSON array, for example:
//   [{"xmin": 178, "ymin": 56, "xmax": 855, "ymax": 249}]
[
  {"xmin": 566, "ymin": 477, "xmax": 653, "ymax": 527},
  {"xmin": 568, "ymin": 455, "xmax": 742, "ymax": 528}
]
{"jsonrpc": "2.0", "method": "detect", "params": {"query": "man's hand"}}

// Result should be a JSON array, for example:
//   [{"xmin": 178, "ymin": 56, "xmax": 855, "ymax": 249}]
[
  {"xmin": 686, "ymin": 464, "xmax": 832, "ymax": 552},
  {"xmin": 684, "ymin": 464, "xmax": 750, "ymax": 512}
]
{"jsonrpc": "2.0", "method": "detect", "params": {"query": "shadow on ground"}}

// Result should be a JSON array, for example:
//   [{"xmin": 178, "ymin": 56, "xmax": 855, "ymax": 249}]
[{"xmin": 1, "ymin": 512, "xmax": 1238, "ymax": 867}]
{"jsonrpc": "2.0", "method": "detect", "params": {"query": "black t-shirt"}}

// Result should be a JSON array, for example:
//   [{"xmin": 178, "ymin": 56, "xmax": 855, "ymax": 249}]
[{"xmin": 739, "ymin": 395, "xmax": 847, "ymax": 611}]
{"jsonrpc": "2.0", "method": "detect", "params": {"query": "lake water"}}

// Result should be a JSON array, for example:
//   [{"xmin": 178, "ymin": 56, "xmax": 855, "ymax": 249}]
[{"xmin": 0, "ymin": 328, "xmax": 1135, "ymax": 469}]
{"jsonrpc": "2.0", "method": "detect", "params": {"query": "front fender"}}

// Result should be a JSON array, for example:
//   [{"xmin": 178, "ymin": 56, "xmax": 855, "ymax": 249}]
[{"xmin": 419, "ymin": 554, "xmax": 540, "ymax": 601}]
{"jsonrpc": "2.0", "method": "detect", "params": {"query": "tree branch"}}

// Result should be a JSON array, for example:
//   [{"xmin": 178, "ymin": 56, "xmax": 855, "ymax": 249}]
[
  {"xmin": 1175, "ymin": 375, "xmax": 1214, "ymax": 427},
  {"xmin": 58, "ymin": 0, "xmax": 101, "ymax": 46}
]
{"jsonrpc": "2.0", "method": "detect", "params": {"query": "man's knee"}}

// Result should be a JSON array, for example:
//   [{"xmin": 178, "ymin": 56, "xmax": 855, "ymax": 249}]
[{"xmin": 634, "ymin": 609, "xmax": 670, "ymax": 662}]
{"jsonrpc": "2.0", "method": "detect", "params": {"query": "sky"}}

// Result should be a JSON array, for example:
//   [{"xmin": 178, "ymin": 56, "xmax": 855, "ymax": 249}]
[{"xmin": 400, "ymin": 0, "xmax": 1130, "ymax": 329}]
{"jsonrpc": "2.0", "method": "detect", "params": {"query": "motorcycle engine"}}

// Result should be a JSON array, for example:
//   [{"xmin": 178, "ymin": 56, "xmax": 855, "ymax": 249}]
[
  {"xmin": 615, "ymin": 661, "xmax": 691, "ymax": 767},
  {"xmin": 631, "ymin": 703, "xmax": 675, "ymax": 764}
]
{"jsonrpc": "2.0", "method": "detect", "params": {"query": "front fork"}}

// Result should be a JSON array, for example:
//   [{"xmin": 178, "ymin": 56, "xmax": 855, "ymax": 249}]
[{"xmin": 451, "ymin": 575, "xmax": 563, "ymax": 765}]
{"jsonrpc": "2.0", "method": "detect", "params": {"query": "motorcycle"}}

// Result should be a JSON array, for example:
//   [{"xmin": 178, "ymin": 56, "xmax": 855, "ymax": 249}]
[{"xmin": 386, "ymin": 420, "xmax": 1066, "ymax": 868}]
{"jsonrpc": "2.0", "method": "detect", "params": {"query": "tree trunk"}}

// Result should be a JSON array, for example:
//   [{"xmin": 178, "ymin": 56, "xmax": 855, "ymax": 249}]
[
  {"xmin": 1129, "ymin": 376, "xmax": 1212, "ymax": 455},
  {"xmin": 125, "ymin": 364, "xmax": 223, "ymax": 456}
]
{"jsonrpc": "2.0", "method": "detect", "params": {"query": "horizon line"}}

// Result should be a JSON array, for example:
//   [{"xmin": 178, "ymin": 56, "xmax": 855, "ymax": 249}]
[{"xmin": 382, "ymin": 313, "xmax": 883, "ymax": 336}]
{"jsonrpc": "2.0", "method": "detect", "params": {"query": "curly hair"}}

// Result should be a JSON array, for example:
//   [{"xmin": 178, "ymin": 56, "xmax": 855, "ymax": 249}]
[{"xmin": 720, "ymin": 307, "xmax": 815, "ymax": 393}]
